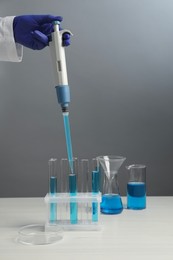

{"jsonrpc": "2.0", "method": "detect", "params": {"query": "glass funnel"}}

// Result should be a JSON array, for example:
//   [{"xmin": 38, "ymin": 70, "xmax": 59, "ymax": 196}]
[{"xmin": 97, "ymin": 155, "xmax": 126, "ymax": 214}]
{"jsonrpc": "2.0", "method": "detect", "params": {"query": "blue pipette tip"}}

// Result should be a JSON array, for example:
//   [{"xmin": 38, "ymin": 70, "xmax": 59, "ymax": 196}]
[{"xmin": 63, "ymin": 112, "xmax": 74, "ymax": 174}]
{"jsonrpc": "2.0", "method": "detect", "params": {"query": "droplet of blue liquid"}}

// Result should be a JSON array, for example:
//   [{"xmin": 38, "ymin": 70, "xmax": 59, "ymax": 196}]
[{"xmin": 101, "ymin": 194, "xmax": 123, "ymax": 214}]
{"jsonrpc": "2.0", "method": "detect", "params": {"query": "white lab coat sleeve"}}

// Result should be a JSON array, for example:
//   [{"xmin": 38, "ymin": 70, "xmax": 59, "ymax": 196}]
[{"xmin": 0, "ymin": 16, "xmax": 23, "ymax": 62}]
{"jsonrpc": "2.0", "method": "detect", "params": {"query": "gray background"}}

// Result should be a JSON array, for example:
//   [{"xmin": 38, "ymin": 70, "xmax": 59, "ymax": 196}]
[{"xmin": 0, "ymin": 0, "xmax": 173, "ymax": 197}]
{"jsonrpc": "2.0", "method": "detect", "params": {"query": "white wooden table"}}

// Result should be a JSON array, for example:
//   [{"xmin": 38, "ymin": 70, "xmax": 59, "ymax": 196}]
[{"xmin": 0, "ymin": 197, "xmax": 173, "ymax": 260}]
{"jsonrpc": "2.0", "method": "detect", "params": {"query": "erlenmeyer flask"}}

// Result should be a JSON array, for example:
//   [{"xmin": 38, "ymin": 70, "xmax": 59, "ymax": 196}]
[{"xmin": 97, "ymin": 155, "xmax": 126, "ymax": 214}]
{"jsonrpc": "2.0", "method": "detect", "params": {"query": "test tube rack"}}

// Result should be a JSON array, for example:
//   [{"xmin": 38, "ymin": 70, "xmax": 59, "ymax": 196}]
[
  {"xmin": 45, "ymin": 158, "xmax": 101, "ymax": 231},
  {"xmin": 45, "ymin": 192, "xmax": 102, "ymax": 231}
]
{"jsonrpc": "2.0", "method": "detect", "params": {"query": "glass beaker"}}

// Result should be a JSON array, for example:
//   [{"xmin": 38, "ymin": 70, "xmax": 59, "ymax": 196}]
[
  {"xmin": 126, "ymin": 164, "xmax": 146, "ymax": 210},
  {"xmin": 97, "ymin": 155, "xmax": 126, "ymax": 214}
]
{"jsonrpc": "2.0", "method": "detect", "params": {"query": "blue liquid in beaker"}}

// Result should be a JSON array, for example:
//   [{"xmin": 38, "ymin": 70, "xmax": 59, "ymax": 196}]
[
  {"xmin": 127, "ymin": 182, "xmax": 146, "ymax": 209},
  {"xmin": 101, "ymin": 194, "xmax": 123, "ymax": 214}
]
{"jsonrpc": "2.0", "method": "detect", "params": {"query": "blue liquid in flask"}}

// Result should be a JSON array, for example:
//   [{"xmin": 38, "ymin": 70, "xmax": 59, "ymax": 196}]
[
  {"xmin": 101, "ymin": 194, "xmax": 123, "ymax": 214},
  {"xmin": 127, "ymin": 182, "xmax": 146, "ymax": 209}
]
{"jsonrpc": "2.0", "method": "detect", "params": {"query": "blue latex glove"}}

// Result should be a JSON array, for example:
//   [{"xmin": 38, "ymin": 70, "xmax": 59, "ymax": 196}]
[{"xmin": 13, "ymin": 15, "xmax": 71, "ymax": 50}]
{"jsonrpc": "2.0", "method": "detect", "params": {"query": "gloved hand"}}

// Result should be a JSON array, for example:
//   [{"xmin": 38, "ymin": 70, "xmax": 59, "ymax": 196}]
[{"xmin": 13, "ymin": 15, "xmax": 71, "ymax": 50}]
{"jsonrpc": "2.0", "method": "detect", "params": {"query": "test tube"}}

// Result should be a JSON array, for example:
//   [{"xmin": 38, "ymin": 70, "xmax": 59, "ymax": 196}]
[
  {"xmin": 60, "ymin": 158, "xmax": 69, "ymax": 221},
  {"xmin": 81, "ymin": 159, "xmax": 89, "ymax": 192},
  {"xmin": 49, "ymin": 158, "xmax": 58, "ymax": 223},
  {"xmin": 60, "ymin": 158, "xmax": 69, "ymax": 193},
  {"xmin": 69, "ymin": 158, "xmax": 78, "ymax": 224},
  {"xmin": 92, "ymin": 158, "xmax": 100, "ymax": 222},
  {"xmin": 81, "ymin": 159, "xmax": 90, "ymax": 221}
]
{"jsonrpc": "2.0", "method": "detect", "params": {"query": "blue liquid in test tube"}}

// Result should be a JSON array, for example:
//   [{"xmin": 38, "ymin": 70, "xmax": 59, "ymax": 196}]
[
  {"xmin": 49, "ymin": 159, "xmax": 58, "ymax": 223},
  {"xmin": 92, "ymin": 170, "xmax": 99, "ymax": 222},
  {"xmin": 127, "ymin": 182, "xmax": 146, "ymax": 209},
  {"xmin": 50, "ymin": 176, "xmax": 57, "ymax": 223},
  {"xmin": 69, "ymin": 174, "xmax": 78, "ymax": 224},
  {"xmin": 63, "ymin": 113, "xmax": 78, "ymax": 223}
]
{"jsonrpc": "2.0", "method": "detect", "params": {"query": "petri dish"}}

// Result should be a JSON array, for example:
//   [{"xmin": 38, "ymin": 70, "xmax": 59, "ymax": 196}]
[{"xmin": 17, "ymin": 224, "xmax": 63, "ymax": 245}]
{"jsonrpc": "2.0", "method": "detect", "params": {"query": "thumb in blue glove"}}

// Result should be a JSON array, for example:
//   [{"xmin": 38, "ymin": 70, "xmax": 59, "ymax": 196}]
[{"xmin": 13, "ymin": 15, "xmax": 71, "ymax": 50}]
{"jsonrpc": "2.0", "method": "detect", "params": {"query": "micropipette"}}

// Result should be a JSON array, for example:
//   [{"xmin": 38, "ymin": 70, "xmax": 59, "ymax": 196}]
[
  {"xmin": 49, "ymin": 21, "xmax": 74, "ymax": 174},
  {"xmin": 49, "ymin": 22, "xmax": 77, "ymax": 223}
]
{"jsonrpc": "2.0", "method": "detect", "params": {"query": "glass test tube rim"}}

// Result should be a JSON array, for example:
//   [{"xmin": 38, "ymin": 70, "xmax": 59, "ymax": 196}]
[{"xmin": 126, "ymin": 164, "xmax": 146, "ymax": 170}]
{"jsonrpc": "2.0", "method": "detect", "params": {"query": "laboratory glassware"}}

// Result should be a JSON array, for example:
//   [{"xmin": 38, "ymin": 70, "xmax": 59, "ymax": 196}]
[
  {"xmin": 68, "ymin": 158, "xmax": 78, "ymax": 224},
  {"xmin": 92, "ymin": 158, "xmax": 100, "ymax": 221},
  {"xmin": 80, "ymin": 159, "xmax": 90, "ymax": 220},
  {"xmin": 126, "ymin": 164, "xmax": 146, "ymax": 209},
  {"xmin": 18, "ymin": 224, "xmax": 63, "ymax": 245},
  {"xmin": 45, "ymin": 158, "xmax": 101, "ymax": 231},
  {"xmin": 97, "ymin": 155, "xmax": 126, "ymax": 214},
  {"xmin": 60, "ymin": 158, "xmax": 69, "ymax": 192},
  {"xmin": 80, "ymin": 159, "xmax": 90, "ymax": 192},
  {"xmin": 49, "ymin": 158, "xmax": 58, "ymax": 223}
]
